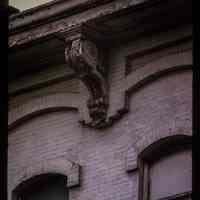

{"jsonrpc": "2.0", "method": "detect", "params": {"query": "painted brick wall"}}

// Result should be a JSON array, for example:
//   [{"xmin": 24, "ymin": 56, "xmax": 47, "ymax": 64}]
[
  {"xmin": 70, "ymin": 71, "xmax": 192, "ymax": 200},
  {"xmin": 8, "ymin": 70, "xmax": 191, "ymax": 200},
  {"xmin": 9, "ymin": 78, "xmax": 79, "ymax": 110},
  {"xmin": 8, "ymin": 110, "xmax": 81, "ymax": 199},
  {"xmin": 8, "ymin": 27, "xmax": 192, "ymax": 200}
]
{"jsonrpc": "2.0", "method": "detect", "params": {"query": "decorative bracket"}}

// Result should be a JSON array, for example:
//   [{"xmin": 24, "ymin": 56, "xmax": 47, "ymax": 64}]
[{"xmin": 64, "ymin": 29, "xmax": 109, "ymax": 128}]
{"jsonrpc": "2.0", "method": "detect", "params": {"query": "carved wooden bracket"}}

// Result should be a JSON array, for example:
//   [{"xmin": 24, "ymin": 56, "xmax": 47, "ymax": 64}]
[{"xmin": 64, "ymin": 31, "xmax": 109, "ymax": 128}]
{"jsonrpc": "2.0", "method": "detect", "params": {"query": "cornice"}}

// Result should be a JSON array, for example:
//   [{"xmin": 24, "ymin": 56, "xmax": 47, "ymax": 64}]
[
  {"xmin": 8, "ymin": 0, "xmax": 192, "ymax": 129},
  {"xmin": 9, "ymin": 0, "xmax": 192, "ymax": 50},
  {"xmin": 9, "ymin": 0, "xmax": 147, "ymax": 34},
  {"xmin": 8, "ymin": 0, "xmax": 152, "ymax": 38},
  {"xmin": 9, "ymin": 0, "xmax": 110, "ymax": 32}
]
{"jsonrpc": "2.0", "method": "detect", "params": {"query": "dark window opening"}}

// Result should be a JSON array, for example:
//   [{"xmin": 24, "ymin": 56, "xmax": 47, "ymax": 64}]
[
  {"xmin": 15, "ymin": 174, "xmax": 68, "ymax": 200},
  {"xmin": 138, "ymin": 135, "xmax": 192, "ymax": 200}
]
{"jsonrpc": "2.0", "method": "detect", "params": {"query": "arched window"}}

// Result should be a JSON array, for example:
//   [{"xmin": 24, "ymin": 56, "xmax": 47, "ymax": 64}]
[
  {"xmin": 13, "ymin": 174, "xmax": 68, "ymax": 200},
  {"xmin": 138, "ymin": 135, "xmax": 192, "ymax": 200}
]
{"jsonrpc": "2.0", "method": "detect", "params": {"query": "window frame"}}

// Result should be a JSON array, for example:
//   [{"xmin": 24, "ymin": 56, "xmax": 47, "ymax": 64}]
[
  {"xmin": 138, "ymin": 135, "xmax": 192, "ymax": 200},
  {"xmin": 13, "ymin": 173, "xmax": 69, "ymax": 200}
]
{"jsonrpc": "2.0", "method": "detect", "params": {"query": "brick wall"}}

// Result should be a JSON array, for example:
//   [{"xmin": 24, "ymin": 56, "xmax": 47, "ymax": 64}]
[{"xmin": 8, "ymin": 27, "xmax": 192, "ymax": 200}]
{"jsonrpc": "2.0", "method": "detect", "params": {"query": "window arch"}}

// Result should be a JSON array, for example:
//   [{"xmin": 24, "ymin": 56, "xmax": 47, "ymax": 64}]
[
  {"xmin": 13, "ymin": 173, "xmax": 68, "ymax": 200},
  {"xmin": 10, "ymin": 158, "xmax": 80, "ymax": 200},
  {"xmin": 138, "ymin": 135, "xmax": 192, "ymax": 200}
]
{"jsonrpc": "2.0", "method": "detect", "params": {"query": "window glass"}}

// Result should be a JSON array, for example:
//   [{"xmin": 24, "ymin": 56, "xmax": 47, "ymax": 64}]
[{"xmin": 149, "ymin": 149, "xmax": 192, "ymax": 200}]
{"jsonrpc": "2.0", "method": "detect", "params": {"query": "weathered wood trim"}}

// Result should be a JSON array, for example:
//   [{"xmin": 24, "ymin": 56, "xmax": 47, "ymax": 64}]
[
  {"xmin": 9, "ymin": 0, "xmax": 113, "ymax": 31},
  {"xmin": 9, "ymin": 0, "xmax": 150, "ymax": 34},
  {"xmin": 9, "ymin": 0, "xmax": 177, "ymax": 48}
]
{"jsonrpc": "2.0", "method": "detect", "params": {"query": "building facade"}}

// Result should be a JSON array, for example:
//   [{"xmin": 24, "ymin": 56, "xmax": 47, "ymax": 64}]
[{"xmin": 8, "ymin": 0, "xmax": 192, "ymax": 200}]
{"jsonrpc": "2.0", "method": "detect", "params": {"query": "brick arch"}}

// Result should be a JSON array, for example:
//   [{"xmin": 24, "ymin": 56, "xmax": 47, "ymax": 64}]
[
  {"xmin": 11, "ymin": 158, "xmax": 81, "ymax": 199},
  {"xmin": 125, "ymin": 133, "xmax": 191, "ymax": 172},
  {"xmin": 8, "ymin": 93, "xmax": 79, "ymax": 131},
  {"xmin": 136, "ymin": 131, "xmax": 192, "ymax": 156},
  {"xmin": 138, "ymin": 134, "xmax": 192, "ymax": 160},
  {"xmin": 124, "ymin": 51, "xmax": 192, "ymax": 94},
  {"xmin": 110, "ymin": 51, "xmax": 192, "ymax": 123}
]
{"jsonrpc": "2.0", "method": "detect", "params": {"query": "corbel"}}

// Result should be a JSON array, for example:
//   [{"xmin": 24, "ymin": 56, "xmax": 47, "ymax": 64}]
[{"xmin": 63, "ymin": 26, "xmax": 109, "ymax": 128}]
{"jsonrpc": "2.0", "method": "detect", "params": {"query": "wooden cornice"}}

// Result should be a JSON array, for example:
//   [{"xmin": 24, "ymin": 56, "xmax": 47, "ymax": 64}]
[
  {"xmin": 8, "ymin": 0, "xmax": 160, "ymax": 42},
  {"xmin": 9, "ymin": 0, "xmax": 111, "ymax": 33},
  {"xmin": 9, "ymin": 0, "xmax": 192, "ymax": 49},
  {"xmin": 9, "ymin": 0, "xmax": 147, "ymax": 34}
]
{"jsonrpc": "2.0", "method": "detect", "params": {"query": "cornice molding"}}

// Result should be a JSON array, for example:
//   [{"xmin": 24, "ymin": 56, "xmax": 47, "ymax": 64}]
[
  {"xmin": 9, "ymin": 0, "xmax": 148, "ymax": 34},
  {"xmin": 9, "ymin": 0, "xmax": 112, "ymax": 29},
  {"xmin": 8, "ymin": 0, "xmax": 192, "ymax": 52},
  {"xmin": 8, "ymin": 0, "xmax": 160, "ymax": 45}
]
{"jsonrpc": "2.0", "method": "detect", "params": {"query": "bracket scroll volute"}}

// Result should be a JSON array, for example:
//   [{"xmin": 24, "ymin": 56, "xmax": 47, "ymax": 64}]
[{"xmin": 65, "ymin": 36, "xmax": 109, "ymax": 128}]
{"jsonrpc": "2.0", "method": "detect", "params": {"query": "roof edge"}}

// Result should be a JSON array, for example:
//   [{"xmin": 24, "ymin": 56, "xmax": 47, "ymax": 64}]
[{"xmin": 9, "ymin": 0, "xmax": 114, "ymax": 33}]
